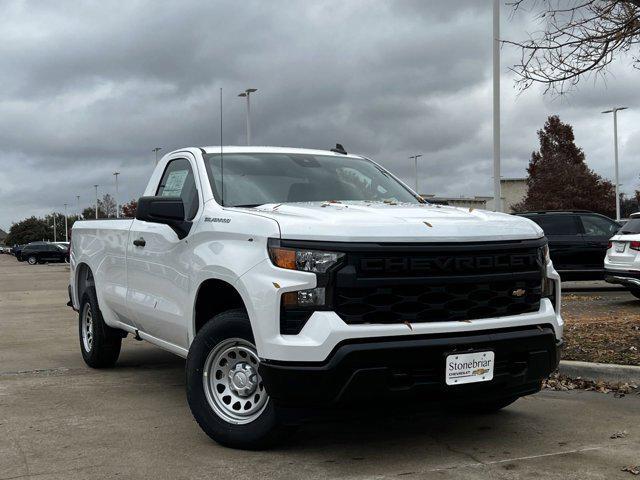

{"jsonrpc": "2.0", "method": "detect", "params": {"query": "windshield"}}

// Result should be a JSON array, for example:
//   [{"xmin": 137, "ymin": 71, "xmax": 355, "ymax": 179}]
[
  {"xmin": 619, "ymin": 218, "xmax": 640, "ymax": 234},
  {"xmin": 203, "ymin": 153, "xmax": 422, "ymax": 207}
]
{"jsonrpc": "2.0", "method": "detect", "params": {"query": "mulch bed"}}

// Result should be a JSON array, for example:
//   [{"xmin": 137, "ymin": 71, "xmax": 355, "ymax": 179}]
[{"xmin": 561, "ymin": 293, "xmax": 640, "ymax": 366}]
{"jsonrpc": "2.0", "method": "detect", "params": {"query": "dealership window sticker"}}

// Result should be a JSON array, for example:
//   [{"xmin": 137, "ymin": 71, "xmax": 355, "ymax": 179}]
[{"xmin": 162, "ymin": 170, "xmax": 188, "ymax": 197}]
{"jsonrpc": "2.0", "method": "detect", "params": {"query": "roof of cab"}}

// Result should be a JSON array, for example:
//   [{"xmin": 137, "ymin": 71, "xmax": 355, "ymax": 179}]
[{"xmin": 199, "ymin": 145, "xmax": 364, "ymax": 158}]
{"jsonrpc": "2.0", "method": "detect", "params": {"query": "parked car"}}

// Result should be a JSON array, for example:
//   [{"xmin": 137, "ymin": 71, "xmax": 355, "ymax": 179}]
[
  {"xmin": 70, "ymin": 146, "xmax": 562, "ymax": 449},
  {"xmin": 14, "ymin": 242, "xmax": 48, "ymax": 261},
  {"xmin": 605, "ymin": 212, "xmax": 640, "ymax": 297},
  {"xmin": 19, "ymin": 242, "xmax": 69, "ymax": 265},
  {"xmin": 516, "ymin": 211, "xmax": 621, "ymax": 280},
  {"xmin": 54, "ymin": 242, "xmax": 70, "ymax": 258}
]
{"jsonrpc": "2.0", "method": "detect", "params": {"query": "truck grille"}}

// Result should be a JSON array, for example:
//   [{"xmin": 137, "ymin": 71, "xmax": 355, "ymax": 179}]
[
  {"xmin": 333, "ymin": 240, "xmax": 545, "ymax": 325},
  {"xmin": 336, "ymin": 279, "xmax": 541, "ymax": 324}
]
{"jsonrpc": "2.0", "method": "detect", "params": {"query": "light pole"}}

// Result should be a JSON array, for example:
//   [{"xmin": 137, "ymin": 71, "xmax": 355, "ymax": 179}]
[
  {"xmin": 113, "ymin": 171, "xmax": 120, "ymax": 218},
  {"xmin": 409, "ymin": 155, "xmax": 423, "ymax": 193},
  {"xmin": 602, "ymin": 107, "xmax": 628, "ymax": 221},
  {"xmin": 64, "ymin": 204, "xmax": 68, "ymax": 242},
  {"xmin": 52, "ymin": 212, "xmax": 57, "ymax": 243},
  {"xmin": 94, "ymin": 185, "xmax": 99, "ymax": 219},
  {"xmin": 76, "ymin": 195, "xmax": 81, "ymax": 219},
  {"xmin": 238, "ymin": 88, "xmax": 257, "ymax": 145},
  {"xmin": 153, "ymin": 147, "xmax": 162, "ymax": 165},
  {"xmin": 492, "ymin": 0, "xmax": 502, "ymax": 213}
]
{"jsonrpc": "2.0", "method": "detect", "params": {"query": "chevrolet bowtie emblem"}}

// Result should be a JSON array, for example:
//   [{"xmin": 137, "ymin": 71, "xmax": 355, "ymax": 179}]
[{"xmin": 512, "ymin": 288, "xmax": 526, "ymax": 297}]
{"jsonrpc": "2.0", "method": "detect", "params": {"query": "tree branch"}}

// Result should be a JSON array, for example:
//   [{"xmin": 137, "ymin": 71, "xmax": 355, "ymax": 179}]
[{"xmin": 506, "ymin": 0, "xmax": 640, "ymax": 93}]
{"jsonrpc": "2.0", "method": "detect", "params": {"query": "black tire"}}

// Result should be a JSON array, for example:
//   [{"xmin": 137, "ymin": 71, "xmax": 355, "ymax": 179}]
[
  {"xmin": 186, "ymin": 309, "xmax": 288, "ymax": 450},
  {"xmin": 27, "ymin": 256, "xmax": 37, "ymax": 265},
  {"xmin": 628, "ymin": 287, "xmax": 640, "ymax": 300},
  {"xmin": 79, "ymin": 287, "xmax": 122, "ymax": 368}
]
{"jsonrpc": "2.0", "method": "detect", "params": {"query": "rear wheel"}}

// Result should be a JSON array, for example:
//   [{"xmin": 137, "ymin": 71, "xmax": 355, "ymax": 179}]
[
  {"xmin": 186, "ymin": 309, "xmax": 288, "ymax": 450},
  {"xmin": 79, "ymin": 287, "xmax": 122, "ymax": 368}
]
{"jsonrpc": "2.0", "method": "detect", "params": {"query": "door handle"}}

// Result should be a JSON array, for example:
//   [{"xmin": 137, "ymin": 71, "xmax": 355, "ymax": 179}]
[{"xmin": 133, "ymin": 237, "xmax": 146, "ymax": 247}]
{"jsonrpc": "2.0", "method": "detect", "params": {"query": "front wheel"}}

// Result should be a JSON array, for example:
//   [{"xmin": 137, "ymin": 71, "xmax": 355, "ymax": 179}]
[
  {"xmin": 27, "ymin": 256, "xmax": 37, "ymax": 265},
  {"xmin": 186, "ymin": 309, "xmax": 288, "ymax": 450}
]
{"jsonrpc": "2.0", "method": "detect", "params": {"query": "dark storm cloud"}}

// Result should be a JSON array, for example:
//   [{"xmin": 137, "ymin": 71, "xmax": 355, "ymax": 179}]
[{"xmin": 1, "ymin": 0, "xmax": 639, "ymax": 229}]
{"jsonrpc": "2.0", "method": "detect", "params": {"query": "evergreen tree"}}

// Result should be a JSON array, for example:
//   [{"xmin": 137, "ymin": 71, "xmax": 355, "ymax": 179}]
[
  {"xmin": 513, "ymin": 115, "xmax": 616, "ymax": 217},
  {"xmin": 5, "ymin": 217, "xmax": 51, "ymax": 245}
]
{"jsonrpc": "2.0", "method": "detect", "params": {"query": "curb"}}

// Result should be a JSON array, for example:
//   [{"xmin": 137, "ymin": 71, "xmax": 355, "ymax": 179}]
[{"xmin": 559, "ymin": 360, "xmax": 640, "ymax": 385}]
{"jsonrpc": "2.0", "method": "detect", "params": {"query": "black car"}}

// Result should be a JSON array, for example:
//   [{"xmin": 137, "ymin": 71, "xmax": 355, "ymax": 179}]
[
  {"xmin": 14, "ymin": 242, "xmax": 49, "ymax": 260},
  {"xmin": 18, "ymin": 242, "xmax": 69, "ymax": 265},
  {"xmin": 517, "ymin": 211, "xmax": 621, "ymax": 280}
]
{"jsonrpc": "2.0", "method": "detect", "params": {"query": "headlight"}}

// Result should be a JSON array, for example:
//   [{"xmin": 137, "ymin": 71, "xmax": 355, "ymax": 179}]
[{"xmin": 268, "ymin": 246, "xmax": 344, "ymax": 273}]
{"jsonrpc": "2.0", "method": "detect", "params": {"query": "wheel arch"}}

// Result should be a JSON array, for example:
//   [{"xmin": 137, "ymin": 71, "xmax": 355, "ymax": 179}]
[
  {"xmin": 75, "ymin": 262, "xmax": 95, "ymax": 305},
  {"xmin": 192, "ymin": 277, "xmax": 250, "ymax": 341}
]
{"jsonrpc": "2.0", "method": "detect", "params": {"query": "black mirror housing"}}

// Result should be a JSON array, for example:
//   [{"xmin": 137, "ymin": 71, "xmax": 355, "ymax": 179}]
[{"xmin": 136, "ymin": 196, "xmax": 192, "ymax": 239}]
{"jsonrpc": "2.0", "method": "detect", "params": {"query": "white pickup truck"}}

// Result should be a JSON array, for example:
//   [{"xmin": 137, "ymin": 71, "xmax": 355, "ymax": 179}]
[{"xmin": 69, "ymin": 145, "xmax": 562, "ymax": 449}]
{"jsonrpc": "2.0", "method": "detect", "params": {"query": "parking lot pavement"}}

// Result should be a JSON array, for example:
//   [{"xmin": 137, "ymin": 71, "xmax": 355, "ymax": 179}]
[
  {"xmin": 1, "ymin": 255, "xmax": 639, "ymax": 480},
  {"xmin": 562, "ymin": 280, "xmax": 625, "ymax": 293}
]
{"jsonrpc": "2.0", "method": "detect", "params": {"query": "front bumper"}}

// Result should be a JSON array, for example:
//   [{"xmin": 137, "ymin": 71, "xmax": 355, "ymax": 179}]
[{"xmin": 259, "ymin": 325, "xmax": 561, "ymax": 408}]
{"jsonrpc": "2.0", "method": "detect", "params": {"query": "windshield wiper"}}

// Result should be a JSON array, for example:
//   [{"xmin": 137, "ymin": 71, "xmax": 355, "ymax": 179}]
[{"xmin": 233, "ymin": 204, "xmax": 263, "ymax": 208}]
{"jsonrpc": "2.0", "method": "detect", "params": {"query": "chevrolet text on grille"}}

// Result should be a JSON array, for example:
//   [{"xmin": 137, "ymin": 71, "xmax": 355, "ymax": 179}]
[{"xmin": 359, "ymin": 253, "xmax": 541, "ymax": 273}]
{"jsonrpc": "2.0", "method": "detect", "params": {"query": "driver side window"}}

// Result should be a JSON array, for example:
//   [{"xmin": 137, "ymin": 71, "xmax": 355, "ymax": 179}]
[{"xmin": 156, "ymin": 159, "xmax": 199, "ymax": 220}]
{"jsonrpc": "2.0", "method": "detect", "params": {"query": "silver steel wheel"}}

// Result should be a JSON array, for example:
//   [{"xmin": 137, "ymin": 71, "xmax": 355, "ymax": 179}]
[
  {"xmin": 202, "ymin": 338, "xmax": 269, "ymax": 425},
  {"xmin": 27, "ymin": 256, "xmax": 37, "ymax": 265},
  {"xmin": 81, "ymin": 303, "xmax": 94, "ymax": 352}
]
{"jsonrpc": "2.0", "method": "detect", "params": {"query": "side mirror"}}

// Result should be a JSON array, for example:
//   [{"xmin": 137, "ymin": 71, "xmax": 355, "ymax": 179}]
[{"xmin": 136, "ymin": 196, "xmax": 192, "ymax": 239}]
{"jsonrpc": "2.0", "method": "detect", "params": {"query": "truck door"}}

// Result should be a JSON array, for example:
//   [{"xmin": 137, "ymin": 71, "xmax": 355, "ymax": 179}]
[{"xmin": 126, "ymin": 156, "xmax": 201, "ymax": 350}]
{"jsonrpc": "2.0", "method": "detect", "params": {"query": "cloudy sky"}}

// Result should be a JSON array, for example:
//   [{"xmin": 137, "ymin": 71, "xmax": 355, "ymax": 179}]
[{"xmin": 1, "ymin": 0, "xmax": 639, "ymax": 230}]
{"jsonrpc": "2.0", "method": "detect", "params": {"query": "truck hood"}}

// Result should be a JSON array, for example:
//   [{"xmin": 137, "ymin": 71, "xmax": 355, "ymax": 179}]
[{"xmin": 242, "ymin": 201, "xmax": 543, "ymax": 243}]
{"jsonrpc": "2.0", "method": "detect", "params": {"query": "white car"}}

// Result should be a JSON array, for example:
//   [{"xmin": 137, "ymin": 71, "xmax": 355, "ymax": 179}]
[
  {"xmin": 69, "ymin": 145, "xmax": 563, "ymax": 449},
  {"xmin": 605, "ymin": 212, "xmax": 640, "ymax": 298}
]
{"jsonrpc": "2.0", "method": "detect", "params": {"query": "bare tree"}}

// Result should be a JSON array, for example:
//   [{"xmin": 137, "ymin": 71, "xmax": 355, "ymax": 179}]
[
  {"xmin": 100, "ymin": 194, "xmax": 117, "ymax": 218},
  {"xmin": 506, "ymin": 0, "xmax": 640, "ymax": 94}
]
